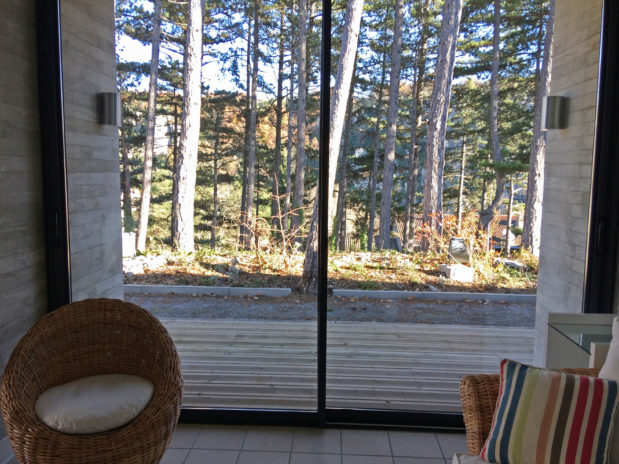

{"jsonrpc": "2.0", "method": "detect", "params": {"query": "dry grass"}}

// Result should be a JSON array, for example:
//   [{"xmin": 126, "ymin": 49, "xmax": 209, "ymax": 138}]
[{"xmin": 124, "ymin": 247, "xmax": 537, "ymax": 294}]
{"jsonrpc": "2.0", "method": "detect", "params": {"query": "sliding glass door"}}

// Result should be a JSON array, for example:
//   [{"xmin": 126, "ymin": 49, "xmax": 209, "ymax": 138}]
[
  {"xmin": 47, "ymin": 0, "xmax": 616, "ymax": 426},
  {"xmin": 114, "ymin": 0, "xmax": 325, "ymax": 412}
]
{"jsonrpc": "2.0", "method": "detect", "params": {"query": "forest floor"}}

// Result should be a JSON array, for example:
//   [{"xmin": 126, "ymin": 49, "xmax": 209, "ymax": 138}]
[{"xmin": 124, "ymin": 249, "xmax": 537, "ymax": 294}]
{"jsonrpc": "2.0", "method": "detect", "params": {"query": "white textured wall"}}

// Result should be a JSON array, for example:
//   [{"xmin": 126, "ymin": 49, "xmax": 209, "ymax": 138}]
[
  {"xmin": 534, "ymin": 0, "xmax": 602, "ymax": 365},
  {"xmin": 61, "ymin": 0, "xmax": 123, "ymax": 300},
  {"xmin": 1, "ymin": 0, "xmax": 121, "ymax": 411},
  {"xmin": 0, "ymin": 0, "xmax": 48, "ymax": 391},
  {"xmin": 0, "ymin": 0, "xmax": 48, "ymax": 440}
]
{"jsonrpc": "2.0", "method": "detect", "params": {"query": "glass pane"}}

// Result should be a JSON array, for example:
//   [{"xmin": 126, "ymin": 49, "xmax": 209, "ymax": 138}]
[
  {"xmin": 325, "ymin": 0, "xmax": 566, "ymax": 412},
  {"xmin": 116, "ymin": 0, "xmax": 323, "ymax": 410}
]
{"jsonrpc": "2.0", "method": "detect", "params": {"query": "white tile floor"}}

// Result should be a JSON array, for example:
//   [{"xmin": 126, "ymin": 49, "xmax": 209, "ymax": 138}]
[{"xmin": 161, "ymin": 424, "xmax": 466, "ymax": 464}]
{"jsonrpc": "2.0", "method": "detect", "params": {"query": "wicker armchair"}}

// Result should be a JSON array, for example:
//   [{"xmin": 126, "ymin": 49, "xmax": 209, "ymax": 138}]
[
  {"xmin": 459, "ymin": 367, "xmax": 600, "ymax": 455},
  {"xmin": 0, "ymin": 298, "xmax": 184, "ymax": 464}
]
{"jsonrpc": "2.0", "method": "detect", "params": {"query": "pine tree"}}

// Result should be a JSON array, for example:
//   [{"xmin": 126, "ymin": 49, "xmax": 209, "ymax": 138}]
[
  {"xmin": 172, "ymin": 0, "xmax": 203, "ymax": 251},
  {"xmin": 298, "ymin": 0, "xmax": 364, "ymax": 293},
  {"xmin": 479, "ymin": 0, "xmax": 505, "ymax": 232},
  {"xmin": 422, "ymin": 0, "xmax": 463, "ymax": 246},
  {"xmin": 523, "ymin": 0, "xmax": 554, "ymax": 256},
  {"xmin": 241, "ymin": 0, "xmax": 261, "ymax": 249},
  {"xmin": 271, "ymin": 6, "xmax": 286, "ymax": 233},
  {"xmin": 377, "ymin": 0, "xmax": 405, "ymax": 250},
  {"xmin": 136, "ymin": 0, "xmax": 163, "ymax": 252},
  {"xmin": 403, "ymin": 0, "xmax": 431, "ymax": 247},
  {"xmin": 290, "ymin": 0, "xmax": 308, "ymax": 242}
]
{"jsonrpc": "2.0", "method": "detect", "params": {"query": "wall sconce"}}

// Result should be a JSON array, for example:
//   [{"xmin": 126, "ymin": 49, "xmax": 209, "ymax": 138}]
[
  {"xmin": 542, "ymin": 95, "xmax": 569, "ymax": 130},
  {"xmin": 97, "ymin": 92, "xmax": 121, "ymax": 126}
]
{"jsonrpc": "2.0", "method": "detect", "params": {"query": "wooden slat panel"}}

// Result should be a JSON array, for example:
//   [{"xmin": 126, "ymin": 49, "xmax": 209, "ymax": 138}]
[{"xmin": 161, "ymin": 319, "xmax": 534, "ymax": 412}]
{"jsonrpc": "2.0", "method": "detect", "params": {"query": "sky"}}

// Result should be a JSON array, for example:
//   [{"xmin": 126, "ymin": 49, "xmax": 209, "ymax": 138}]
[
  {"xmin": 117, "ymin": 34, "xmax": 241, "ymax": 93},
  {"xmin": 115, "ymin": 0, "xmax": 237, "ymax": 93},
  {"xmin": 115, "ymin": 0, "xmax": 326, "ymax": 100},
  {"xmin": 116, "ymin": 27, "xmax": 295, "ymax": 101}
]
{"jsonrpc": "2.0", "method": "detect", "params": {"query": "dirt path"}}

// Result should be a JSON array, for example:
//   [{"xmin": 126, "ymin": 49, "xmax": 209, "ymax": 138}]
[{"xmin": 126, "ymin": 293, "xmax": 535, "ymax": 327}]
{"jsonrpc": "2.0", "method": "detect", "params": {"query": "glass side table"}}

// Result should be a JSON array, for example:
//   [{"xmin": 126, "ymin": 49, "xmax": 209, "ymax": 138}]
[
  {"xmin": 548, "ymin": 322, "xmax": 612, "ymax": 354},
  {"xmin": 546, "ymin": 313, "xmax": 614, "ymax": 369}
]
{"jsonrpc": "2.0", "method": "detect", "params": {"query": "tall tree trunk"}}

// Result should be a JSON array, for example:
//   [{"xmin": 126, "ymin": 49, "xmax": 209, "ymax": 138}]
[
  {"xmin": 367, "ymin": 47, "xmax": 388, "ymax": 251},
  {"xmin": 335, "ymin": 71, "xmax": 356, "ymax": 251},
  {"xmin": 239, "ymin": 16, "xmax": 252, "ymax": 247},
  {"xmin": 505, "ymin": 177, "xmax": 514, "ymax": 256},
  {"xmin": 298, "ymin": 0, "xmax": 364, "ymax": 293},
  {"xmin": 377, "ymin": 0, "xmax": 405, "ymax": 250},
  {"xmin": 422, "ymin": 0, "xmax": 463, "ymax": 247},
  {"xmin": 211, "ymin": 110, "xmax": 221, "ymax": 249},
  {"xmin": 284, "ymin": 60, "xmax": 295, "ymax": 234},
  {"xmin": 171, "ymin": 0, "xmax": 203, "ymax": 252},
  {"xmin": 136, "ymin": 0, "xmax": 162, "ymax": 252},
  {"xmin": 272, "ymin": 9, "xmax": 285, "ymax": 233},
  {"xmin": 404, "ymin": 70, "xmax": 418, "ymax": 248},
  {"xmin": 244, "ymin": 0, "xmax": 260, "ymax": 249},
  {"xmin": 291, "ymin": 0, "xmax": 308, "ymax": 241},
  {"xmin": 120, "ymin": 123, "xmax": 134, "ymax": 232},
  {"xmin": 170, "ymin": 88, "xmax": 180, "ymax": 238},
  {"xmin": 457, "ymin": 137, "xmax": 466, "ymax": 234},
  {"xmin": 403, "ymin": 0, "xmax": 429, "ymax": 247},
  {"xmin": 255, "ymin": 145, "xmax": 260, "ymax": 239},
  {"xmin": 479, "ymin": 0, "xmax": 504, "ymax": 231},
  {"xmin": 523, "ymin": 0, "xmax": 554, "ymax": 256}
]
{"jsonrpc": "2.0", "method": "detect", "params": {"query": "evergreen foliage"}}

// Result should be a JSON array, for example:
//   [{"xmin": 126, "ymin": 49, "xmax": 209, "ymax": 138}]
[{"xmin": 116, "ymin": 0, "xmax": 552, "ymax": 262}]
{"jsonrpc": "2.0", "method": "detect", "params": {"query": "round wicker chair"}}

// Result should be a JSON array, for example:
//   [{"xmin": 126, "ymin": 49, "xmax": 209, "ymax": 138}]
[{"xmin": 0, "ymin": 298, "xmax": 183, "ymax": 464}]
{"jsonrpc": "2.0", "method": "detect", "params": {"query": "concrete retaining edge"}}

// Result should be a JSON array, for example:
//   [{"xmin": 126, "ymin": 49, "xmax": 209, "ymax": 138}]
[
  {"xmin": 124, "ymin": 284, "xmax": 291, "ymax": 297},
  {"xmin": 334, "ymin": 289, "xmax": 535, "ymax": 303},
  {"xmin": 124, "ymin": 284, "xmax": 535, "ymax": 303}
]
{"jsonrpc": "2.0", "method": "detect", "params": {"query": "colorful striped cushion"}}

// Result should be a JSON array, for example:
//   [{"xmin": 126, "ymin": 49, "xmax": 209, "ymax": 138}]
[{"xmin": 480, "ymin": 359, "xmax": 618, "ymax": 464}]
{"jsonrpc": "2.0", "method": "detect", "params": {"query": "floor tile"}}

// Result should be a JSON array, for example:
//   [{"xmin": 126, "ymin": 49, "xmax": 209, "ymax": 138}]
[
  {"xmin": 291, "ymin": 452, "xmax": 341, "ymax": 464},
  {"xmin": 243, "ymin": 426, "xmax": 294, "ymax": 452},
  {"xmin": 389, "ymin": 431, "xmax": 443, "ymax": 458},
  {"xmin": 168, "ymin": 424, "xmax": 201, "ymax": 448},
  {"xmin": 436, "ymin": 433, "xmax": 468, "ymax": 458},
  {"xmin": 159, "ymin": 448, "xmax": 190, "ymax": 464},
  {"xmin": 193, "ymin": 425, "xmax": 247, "ymax": 450},
  {"xmin": 342, "ymin": 455, "xmax": 393, "ymax": 464},
  {"xmin": 184, "ymin": 449, "xmax": 238, "ymax": 464},
  {"xmin": 237, "ymin": 450, "xmax": 290, "ymax": 464},
  {"xmin": 342, "ymin": 429, "xmax": 392, "ymax": 456},
  {"xmin": 293, "ymin": 428, "xmax": 341, "ymax": 454}
]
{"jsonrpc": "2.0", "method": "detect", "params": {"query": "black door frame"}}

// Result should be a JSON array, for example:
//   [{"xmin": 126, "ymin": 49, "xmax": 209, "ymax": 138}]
[
  {"xmin": 583, "ymin": 0, "xmax": 619, "ymax": 314},
  {"xmin": 40, "ymin": 0, "xmax": 616, "ymax": 428},
  {"xmin": 36, "ymin": 0, "xmax": 72, "ymax": 312}
]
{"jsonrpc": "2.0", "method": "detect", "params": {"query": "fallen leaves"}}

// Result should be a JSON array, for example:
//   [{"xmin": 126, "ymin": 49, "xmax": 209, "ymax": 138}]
[{"xmin": 123, "ymin": 249, "xmax": 537, "ymax": 294}]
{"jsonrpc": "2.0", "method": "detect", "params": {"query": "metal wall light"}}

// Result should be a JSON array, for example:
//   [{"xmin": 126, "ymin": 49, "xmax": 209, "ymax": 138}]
[
  {"xmin": 97, "ymin": 91, "xmax": 121, "ymax": 126},
  {"xmin": 542, "ymin": 95, "xmax": 569, "ymax": 129}
]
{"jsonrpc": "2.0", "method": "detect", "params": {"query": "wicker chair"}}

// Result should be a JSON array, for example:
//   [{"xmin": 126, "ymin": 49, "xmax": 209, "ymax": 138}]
[
  {"xmin": 0, "ymin": 298, "xmax": 184, "ymax": 464},
  {"xmin": 459, "ymin": 367, "xmax": 600, "ymax": 455}
]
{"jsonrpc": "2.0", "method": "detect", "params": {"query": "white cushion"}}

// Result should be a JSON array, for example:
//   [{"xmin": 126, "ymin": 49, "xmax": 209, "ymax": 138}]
[
  {"xmin": 599, "ymin": 316, "xmax": 619, "ymax": 381},
  {"xmin": 35, "ymin": 374, "xmax": 154, "ymax": 434},
  {"xmin": 452, "ymin": 453, "xmax": 486, "ymax": 464},
  {"xmin": 598, "ymin": 316, "xmax": 619, "ymax": 463}
]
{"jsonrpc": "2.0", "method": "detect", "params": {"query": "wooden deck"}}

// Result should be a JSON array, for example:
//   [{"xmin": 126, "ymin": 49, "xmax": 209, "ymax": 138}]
[{"xmin": 161, "ymin": 319, "xmax": 535, "ymax": 412}]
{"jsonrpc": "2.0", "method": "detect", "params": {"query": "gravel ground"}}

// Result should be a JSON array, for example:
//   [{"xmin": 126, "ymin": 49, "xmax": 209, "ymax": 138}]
[{"xmin": 126, "ymin": 293, "xmax": 535, "ymax": 327}]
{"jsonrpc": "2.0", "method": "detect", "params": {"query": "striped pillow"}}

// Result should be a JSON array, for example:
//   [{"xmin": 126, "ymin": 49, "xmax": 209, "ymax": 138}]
[{"xmin": 480, "ymin": 359, "xmax": 618, "ymax": 464}]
